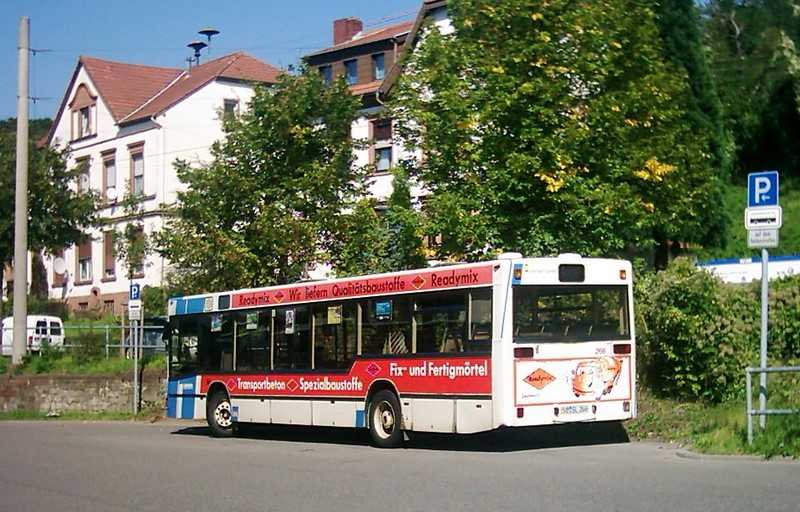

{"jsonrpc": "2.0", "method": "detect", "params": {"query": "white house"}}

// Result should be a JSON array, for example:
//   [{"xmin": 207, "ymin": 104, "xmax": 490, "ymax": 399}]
[{"xmin": 45, "ymin": 52, "xmax": 281, "ymax": 315}]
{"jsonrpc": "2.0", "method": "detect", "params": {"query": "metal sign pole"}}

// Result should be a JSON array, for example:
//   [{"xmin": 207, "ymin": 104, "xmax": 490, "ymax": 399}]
[
  {"xmin": 134, "ymin": 318, "xmax": 140, "ymax": 415},
  {"xmin": 759, "ymin": 249, "xmax": 768, "ymax": 429}
]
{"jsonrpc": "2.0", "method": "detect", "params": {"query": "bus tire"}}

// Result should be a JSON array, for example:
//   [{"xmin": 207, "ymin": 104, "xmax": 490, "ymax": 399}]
[
  {"xmin": 368, "ymin": 390, "xmax": 403, "ymax": 448},
  {"xmin": 206, "ymin": 390, "xmax": 235, "ymax": 438}
]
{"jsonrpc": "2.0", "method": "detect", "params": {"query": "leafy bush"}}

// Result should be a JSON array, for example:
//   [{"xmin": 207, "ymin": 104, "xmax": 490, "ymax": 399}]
[
  {"xmin": 70, "ymin": 327, "xmax": 105, "ymax": 364},
  {"xmin": 636, "ymin": 259, "xmax": 759, "ymax": 402},
  {"xmin": 769, "ymin": 275, "xmax": 800, "ymax": 361},
  {"xmin": 0, "ymin": 356, "xmax": 7, "ymax": 375},
  {"xmin": 636, "ymin": 259, "xmax": 800, "ymax": 403}
]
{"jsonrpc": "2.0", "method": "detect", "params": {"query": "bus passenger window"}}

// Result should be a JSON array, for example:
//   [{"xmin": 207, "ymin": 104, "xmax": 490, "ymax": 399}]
[
  {"xmin": 414, "ymin": 291, "xmax": 467, "ymax": 354},
  {"xmin": 314, "ymin": 302, "xmax": 357, "ymax": 369},
  {"xmin": 235, "ymin": 310, "xmax": 270, "ymax": 372},
  {"xmin": 361, "ymin": 297, "xmax": 412, "ymax": 356},
  {"xmin": 273, "ymin": 306, "xmax": 311, "ymax": 369},
  {"xmin": 468, "ymin": 288, "xmax": 492, "ymax": 351}
]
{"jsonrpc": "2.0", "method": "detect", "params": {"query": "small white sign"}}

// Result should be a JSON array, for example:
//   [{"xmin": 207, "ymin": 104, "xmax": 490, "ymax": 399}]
[
  {"xmin": 128, "ymin": 304, "xmax": 142, "ymax": 321},
  {"xmin": 748, "ymin": 229, "xmax": 779, "ymax": 248},
  {"xmin": 745, "ymin": 206, "xmax": 782, "ymax": 230}
]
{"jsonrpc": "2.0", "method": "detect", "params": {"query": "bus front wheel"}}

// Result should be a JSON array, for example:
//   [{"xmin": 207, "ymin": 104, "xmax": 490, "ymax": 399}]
[
  {"xmin": 207, "ymin": 391, "xmax": 235, "ymax": 438},
  {"xmin": 368, "ymin": 390, "xmax": 403, "ymax": 448}
]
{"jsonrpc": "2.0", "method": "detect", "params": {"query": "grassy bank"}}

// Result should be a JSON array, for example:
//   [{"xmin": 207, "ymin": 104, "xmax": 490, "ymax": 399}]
[
  {"xmin": 0, "ymin": 352, "xmax": 166, "ymax": 376},
  {"xmin": 628, "ymin": 390, "xmax": 800, "ymax": 458}
]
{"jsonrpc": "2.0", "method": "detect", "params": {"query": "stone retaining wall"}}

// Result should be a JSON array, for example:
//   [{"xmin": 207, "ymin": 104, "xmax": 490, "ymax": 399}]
[{"xmin": 0, "ymin": 369, "xmax": 166, "ymax": 414}]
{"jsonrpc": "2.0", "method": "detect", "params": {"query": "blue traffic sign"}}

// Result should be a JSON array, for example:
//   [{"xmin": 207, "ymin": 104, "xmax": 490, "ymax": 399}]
[
  {"xmin": 129, "ymin": 283, "xmax": 141, "ymax": 301},
  {"xmin": 748, "ymin": 171, "xmax": 779, "ymax": 207}
]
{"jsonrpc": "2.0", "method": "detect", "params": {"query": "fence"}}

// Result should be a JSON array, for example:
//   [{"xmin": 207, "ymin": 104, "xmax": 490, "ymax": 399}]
[
  {"xmin": 1, "ymin": 324, "xmax": 167, "ymax": 359},
  {"xmin": 745, "ymin": 366, "xmax": 800, "ymax": 444}
]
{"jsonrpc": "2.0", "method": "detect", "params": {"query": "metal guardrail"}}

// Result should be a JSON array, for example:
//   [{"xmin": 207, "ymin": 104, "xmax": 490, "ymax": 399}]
[
  {"xmin": 1, "ymin": 325, "xmax": 166, "ymax": 359},
  {"xmin": 745, "ymin": 366, "xmax": 800, "ymax": 444}
]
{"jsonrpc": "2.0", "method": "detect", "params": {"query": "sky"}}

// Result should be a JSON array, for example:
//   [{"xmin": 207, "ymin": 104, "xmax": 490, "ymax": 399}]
[{"xmin": 1, "ymin": 0, "xmax": 423, "ymax": 120}]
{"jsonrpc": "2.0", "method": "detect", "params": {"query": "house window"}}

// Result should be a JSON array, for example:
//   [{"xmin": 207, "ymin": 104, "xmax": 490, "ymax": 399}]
[
  {"xmin": 375, "ymin": 147, "xmax": 392, "ymax": 172},
  {"xmin": 103, "ymin": 155, "xmax": 116, "ymax": 201},
  {"xmin": 69, "ymin": 83, "xmax": 97, "ymax": 140},
  {"xmin": 372, "ymin": 53, "xmax": 385, "ymax": 80},
  {"xmin": 77, "ymin": 239, "xmax": 92, "ymax": 283},
  {"xmin": 103, "ymin": 231, "xmax": 115, "ymax": 280},
  {"xmin": 80, "ymin": 107, "xmax": 91, "ymax": 135},
  {"xmin": 76, "ymin": 158, "xmax": 90, "ymax": 193},
  {"xmin": 373, "ymin": 119, "xmax": 392, "ymax": 142},
  {"xmin": 129, "ymin": 145, "xmax": 144, "ymax": 196},
  {"xmin": 223, "ymin": 99, "xmax": 239, "ymax": 120},
  {"xmin": 344, "ymin": 59, "xmax": 358, "ymax": 85},
  {"xmin": 319, "ymin": 65, "xmax": 332, "ymax": 85},
  {"xmin": 103, "ymin": 300, "xmax": 115, "ymax": 313}
]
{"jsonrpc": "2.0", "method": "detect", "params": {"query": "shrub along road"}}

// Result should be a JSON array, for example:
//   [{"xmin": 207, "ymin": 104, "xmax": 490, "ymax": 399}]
[{"xmin": 0, "ymin": 420, "xmax": 797, "ymax": 512}]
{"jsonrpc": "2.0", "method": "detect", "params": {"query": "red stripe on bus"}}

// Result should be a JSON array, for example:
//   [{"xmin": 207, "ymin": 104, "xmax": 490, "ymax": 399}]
[{"xmin": 231, "ymin": 265, "xmax": 494, "ymax": 309}]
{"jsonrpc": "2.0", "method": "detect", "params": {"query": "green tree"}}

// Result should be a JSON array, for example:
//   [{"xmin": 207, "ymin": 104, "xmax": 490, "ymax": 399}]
[
  {"xmin": 156, "ymin": 71, "xmax": 364, "ymax": 292},
  {"xmin": 0, "ymin": 120, "xmax": 98, "ymax": 315},
  {"xmin": 331, "ymin": 166, "xmax": 427, "ymax": 276},
  {"xmin": 704, "ymin": 0, "xmax": 800, "ymax": 180},
  {"xmin": 392, "ymin": 0, "xmax": 724, "ymax": 261},
  {"xmin": 114, "ymin": 185, "xmax": 150, "ymax": 281},
  {"xmin": 330, "ymin": 198, "xmax": 391, "ymax": 277},
  {"xmin": 383, "ymin": 166, "xmax": 427, "ymax": 270}
]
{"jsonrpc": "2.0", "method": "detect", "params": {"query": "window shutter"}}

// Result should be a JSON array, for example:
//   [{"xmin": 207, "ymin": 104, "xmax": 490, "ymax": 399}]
[
  {"xmin": 373, "ymin": 119, "xmax": 392, "ymax": 141},
  {"xmin": 104, "ymin": 232, "xmax": 115, "ymax": 278},
  {"xmin": 78, "ymin": 240, "xmax": 92, "ymax": 259}
]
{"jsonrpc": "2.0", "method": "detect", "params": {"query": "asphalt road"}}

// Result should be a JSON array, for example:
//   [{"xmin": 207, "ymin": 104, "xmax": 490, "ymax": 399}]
[{"xmin": 0, "ymin": 420, "xmax": 797, "ymax": 512}]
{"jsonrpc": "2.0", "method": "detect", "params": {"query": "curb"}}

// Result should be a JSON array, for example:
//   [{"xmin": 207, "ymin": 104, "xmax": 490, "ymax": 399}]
[{"xmin": 675, "ymin": 448, "xmax": 799, "ymax": 464}]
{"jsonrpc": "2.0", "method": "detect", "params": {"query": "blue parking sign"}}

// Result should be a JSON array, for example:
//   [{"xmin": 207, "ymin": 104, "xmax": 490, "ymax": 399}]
[
  {"xmin": 129, "ymin": 283, "xmax": 141, "ymax": 301},
  {"xmin": 748, "ymin": 171, "xmax": 779, "ymax": 207}
]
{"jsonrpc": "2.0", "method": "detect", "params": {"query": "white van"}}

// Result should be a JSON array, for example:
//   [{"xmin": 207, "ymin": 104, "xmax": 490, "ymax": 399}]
[{"xmin": 1, "ymin": 315, "xmax": 65, "ymax": 356}]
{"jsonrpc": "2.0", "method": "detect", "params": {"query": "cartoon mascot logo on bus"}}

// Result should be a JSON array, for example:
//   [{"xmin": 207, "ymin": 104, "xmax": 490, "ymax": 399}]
[{"xmin": 571, "ymin": 356, "xmax": 622, "ymax": 399}]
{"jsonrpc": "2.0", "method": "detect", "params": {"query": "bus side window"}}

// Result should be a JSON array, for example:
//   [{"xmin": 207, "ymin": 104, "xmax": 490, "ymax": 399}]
[
  {"xmin": 361, "ymin": 297, "xmax": 412, "ymax": 356},
  {"xmin": 314, "ymin": 302, "xmax": 357, "ymax": 370},
  {"xmin": 273, "ymin": 305, "xmax": 311, "ymax": 370},
  {"xmin": 235, "ymin": 309, "xmax": 270, "ymax": 372},
  {"xmin": 468, "ymin": 288, "xmax": 492, "ymax": 352},
  {"xmin": 414, "ymin": 291, "xmax": 467, "ymax": 354}
]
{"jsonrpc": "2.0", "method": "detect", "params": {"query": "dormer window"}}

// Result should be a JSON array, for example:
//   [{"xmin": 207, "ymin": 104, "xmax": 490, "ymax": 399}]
[{"xmin": 69, "ymin": 84, "xmax": 97, "ymax": 140}]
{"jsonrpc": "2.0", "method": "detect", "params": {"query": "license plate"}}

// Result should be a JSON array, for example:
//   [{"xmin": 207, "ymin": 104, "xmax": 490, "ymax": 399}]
[{"xmin": 559, "ymin": 404, "xmax": 591, "ymax": 416}]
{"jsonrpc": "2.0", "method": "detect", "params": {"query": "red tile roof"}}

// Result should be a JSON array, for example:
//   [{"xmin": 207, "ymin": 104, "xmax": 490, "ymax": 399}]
[
  {"xmin": 79, "ymin": 56, "xmax": 183, "ymax": 121},
  {"xmin": 349, "ymin": 80, "xmax": 383, "ymax": 96},
  {"xmin": 121, "ymin": 52, "xmax": 281, "ymax": 123},
  {"xmin": 308, "ymin": 20, "xmax": 414, "ymax": 57}
]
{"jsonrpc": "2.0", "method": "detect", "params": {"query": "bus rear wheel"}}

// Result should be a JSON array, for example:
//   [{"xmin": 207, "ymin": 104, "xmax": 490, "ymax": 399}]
[
  {"xmin": 368, "ymin": 390, "xmax": 403, "ymax": 448},
  {"xmin": 207, "ymin": 390, "xmax": 235, "ymax": 438}
]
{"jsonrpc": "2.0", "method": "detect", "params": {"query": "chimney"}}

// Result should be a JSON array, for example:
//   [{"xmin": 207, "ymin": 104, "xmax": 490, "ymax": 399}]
[{"xmin": 333, "ymin": 17, "xmax": 363, "ymax": 45}]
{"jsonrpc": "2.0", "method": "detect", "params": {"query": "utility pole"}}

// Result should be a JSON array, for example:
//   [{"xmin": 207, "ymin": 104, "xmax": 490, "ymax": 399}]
[{"xmin": 12, "ymin": 17, "xmax": 30, "ymax": 366}]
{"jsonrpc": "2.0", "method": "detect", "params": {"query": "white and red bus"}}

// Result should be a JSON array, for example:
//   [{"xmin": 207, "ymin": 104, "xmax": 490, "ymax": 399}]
[{"xmin": 166, "ymin": 253, "xmax": 635, "ymax": 447}]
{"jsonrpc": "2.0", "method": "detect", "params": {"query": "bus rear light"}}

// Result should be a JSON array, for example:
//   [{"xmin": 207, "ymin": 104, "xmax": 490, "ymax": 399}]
[
  {"xmin": 613, "ymin": 343, "xmax": 631, "ymax": 355},
  {"xmin": 517, "ymin": 407, "xmax": 524, "ymax": 418},
  {"xmin": 514, "ymin": 347, "xmax": 534, "ymax": 358},
  {"xmin": 620, "ymin": 269, "xmax": 627, "ymax": 280},
  {"xmin": 623, "ymin": 401, "xmax": 630, "ymax": 412}
]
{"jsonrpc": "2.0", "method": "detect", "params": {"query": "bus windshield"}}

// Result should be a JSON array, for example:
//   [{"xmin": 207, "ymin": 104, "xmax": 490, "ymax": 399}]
[{"xmin": 513, "ymin": 285, "xmax": 629, "ymax": 343}]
